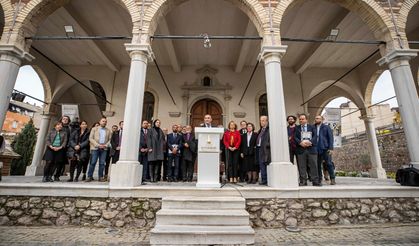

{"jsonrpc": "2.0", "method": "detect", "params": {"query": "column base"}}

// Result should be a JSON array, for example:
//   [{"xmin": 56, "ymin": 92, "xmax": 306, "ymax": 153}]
[
  {"xmin": 25, "ymin": 164, "xmax": 43, "ymax": 176},
  {"xmin": 267, "ymin": 162, "xmax": 299, "ymax": 188},
  {"xmin": 109, "ymin": 161, "xmax": 142, "ymax": 188},
  {"xmin": 369, "ymin": 167, "xmax": 387, "ymax": 179}
]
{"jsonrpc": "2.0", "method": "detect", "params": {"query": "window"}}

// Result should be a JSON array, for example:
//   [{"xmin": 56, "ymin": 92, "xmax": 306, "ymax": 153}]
[
  {"xmin": 259, "ymin": 93, "xmax": 268, "ymax": 118},
  {"xmin": 202, "ymin": 76, "xmax": 212, "ymax": 87},
  {"xmin": 12, "ymin": 121, "xmax": 18, "ymax": 129},
  {"xmin": 142, "ymin": 92, "xmax": 155, "ymax": 122}
]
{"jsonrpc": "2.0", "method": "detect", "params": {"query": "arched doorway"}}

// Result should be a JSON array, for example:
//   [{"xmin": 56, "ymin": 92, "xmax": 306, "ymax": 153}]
[{"xmin": 190, "ymin": 99, "xmax": 223, "ymax": 128}]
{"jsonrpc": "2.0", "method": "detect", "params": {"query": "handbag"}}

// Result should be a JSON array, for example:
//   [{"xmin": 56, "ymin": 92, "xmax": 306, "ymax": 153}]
[{"xmin": 396, "ymin": 165, "xmax": 419, "ymax": 186}]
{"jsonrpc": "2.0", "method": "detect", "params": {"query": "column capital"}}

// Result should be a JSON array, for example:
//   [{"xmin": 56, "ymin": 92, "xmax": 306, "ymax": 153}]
[
  {"xmin": 259, "ymin": 45, "xmax": 287, "ymax": 62},
  {"xmin": 377, "ymin": 49, "xmax": 418, "ymax": 68},
  {"xmin": 359, "ymin": 114, "xmax": 375, "ymax": 122},
  {"xmin": 0, "ymin": 44, "xmax": 34, "ymax": 63},
  {"xmin": 125, "ymin": 43, "xmax": 153, "ymax": 61}
]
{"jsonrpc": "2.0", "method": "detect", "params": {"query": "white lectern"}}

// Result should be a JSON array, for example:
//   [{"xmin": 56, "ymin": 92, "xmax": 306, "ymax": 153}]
[{"xmin": 195, "ymin": 127, "xmax": 225, "ymax": 188}]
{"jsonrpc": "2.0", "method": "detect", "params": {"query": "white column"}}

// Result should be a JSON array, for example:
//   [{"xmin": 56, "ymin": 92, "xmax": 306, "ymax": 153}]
[
  {"xmin": 25, "ymin": 113, "xmax": 53, "ymax": 176},
  {"xmin": 360, "ymin": 115, "xmax": 386, "ymax": 179},
  {"xmin": 0, "ymin": 45, "xmax": 33, "ymax": 128},
  {"xmin": 378, "ymin": 49, "xmax": 419, "ymax": 168},
  {"xmin": 261, "ymin": 46, "xmax": 299, "ymax": 188},
  {"xmin": 109, "ymin": 44, "xmax": 151, "ymax": 188}
]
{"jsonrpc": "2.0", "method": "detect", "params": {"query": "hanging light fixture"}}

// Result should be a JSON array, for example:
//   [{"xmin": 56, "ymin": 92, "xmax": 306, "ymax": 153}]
[{"xmin": 202, "ymin": 33, "xmax": 211, "ymax": 48}]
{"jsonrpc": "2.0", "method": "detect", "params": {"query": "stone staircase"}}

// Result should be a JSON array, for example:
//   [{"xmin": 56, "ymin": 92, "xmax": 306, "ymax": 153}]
[{"xmin": 150, "ymin": 196, "xmax": 255, "ymax": 245}]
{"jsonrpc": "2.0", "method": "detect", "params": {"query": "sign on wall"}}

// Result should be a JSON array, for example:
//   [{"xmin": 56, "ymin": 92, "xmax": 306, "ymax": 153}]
[
  {"xmin": 61, "ymin": 104, "xmax": 79, "ymax": 122},
  {"xmin": 324, "ymin": 108, "xmax": 342, "ymax": 148}
]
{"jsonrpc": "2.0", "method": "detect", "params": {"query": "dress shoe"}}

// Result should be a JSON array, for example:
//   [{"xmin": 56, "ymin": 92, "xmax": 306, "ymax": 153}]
[
  {"xmin": 259, "ymin": 181, "xmax": 267, "ymax": 186},
  {"xmin": 299, "ymin": 182, "xmax": 308, "ymax": 186},
  {"xmin": 54, "ymin": 177, "xmax": 60, "ymax": 182},
  {"xmin": 82, "ymin": 174, "xmax": 86, "ymax": 181},
  {"xmin": 74, "ymin": 178, "xmax": 78, "ymax": 182},
  {"xmin": 67, "ymin": 178, "xmax": 73, "ymax": 182},
  {"xmin": 313, "ymin": 182, "xmax": 322, "ymax": 187},
  {"xmin": 330, "ymin": 179, "xmax": 336, "ymax": 185},
  {"xmin": 98, "ymin": 177, "xmax": 107, "ymax": 182},
  {"xmin": 42, "ymin": 176, "xmax": 48, "ymax": 182},
  {"xmin": 85, "ymin": 177, "xmax": 93, "ymax": 182}
]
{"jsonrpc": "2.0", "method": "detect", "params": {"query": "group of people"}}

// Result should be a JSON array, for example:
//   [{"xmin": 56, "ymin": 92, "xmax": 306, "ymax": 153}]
[{"xmin": 42, "ymin": 112, "xmax": 336, "ymax": 187}]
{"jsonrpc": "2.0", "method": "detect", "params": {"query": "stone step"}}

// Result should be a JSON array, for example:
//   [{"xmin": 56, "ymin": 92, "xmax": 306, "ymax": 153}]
[
  {"xmin": 150, "ymin": 225, "xmax": 255, "ymax": 245},
  {"xmin": 162, "ymin": 196, "xmax": 245, "ymax": 210},
  {"xmin": 156, "ymin": 209, "xmax": 250, "ymax": 226}
]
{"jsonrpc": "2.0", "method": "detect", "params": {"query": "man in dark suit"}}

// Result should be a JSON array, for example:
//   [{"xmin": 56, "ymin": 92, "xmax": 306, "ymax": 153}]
[
  {"xmin": 200, "ymin": 114, "xmax": 216, "ymax": 128},
  {"xmin": 110, "ymin": 121, "xmax": 123, "ymax": 164},
  {"xmin": 294, "ymin": 114, "xmax": 320, "ymax": 186},
  {"xmin": 238, "ymin": 120, "xmax": 247, "ymax": 182},
  {"xmin": 182, "ymin": 125, "xmax": 197, "ymax": 182},
  {"xmin": 314, "ymin": 115, "xmax": 336, "ymax": 185},
  {"xmin": 287, "ymin": 115, "xmax": 298, "ymax": 165},
  {"xmin": 138, "ymin": 120, "xmax": 150, "ymax": 182},
  {"xmin": 167, "ymin": 124, "xmax": 183, "ymax": 182},
  {"xmin": 256, "ymin": 116, "xmax": 270, "ymax": 185}
]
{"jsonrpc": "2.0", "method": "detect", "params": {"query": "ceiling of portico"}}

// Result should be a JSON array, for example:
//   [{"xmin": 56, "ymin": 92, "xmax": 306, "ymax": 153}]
[{"xmin": 30, "ymin": 0, "xmax": 382, "ymax": 74}]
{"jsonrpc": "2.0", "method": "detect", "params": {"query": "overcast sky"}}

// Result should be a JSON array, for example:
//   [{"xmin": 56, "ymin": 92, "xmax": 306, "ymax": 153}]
[{"xmin": 14, "ymin": 66, "xmax": 398, "ymax": 109}]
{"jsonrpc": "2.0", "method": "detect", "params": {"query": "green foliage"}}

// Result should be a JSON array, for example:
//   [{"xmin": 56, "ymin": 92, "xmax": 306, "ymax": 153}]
[
  {"xmin": 335, "ymin": 171, "xmax": 347, "ymax": 177},
  {"xmin": 387, "ymin": 172, "xmax": 396, "ymax": 180},
  {"xmin": 11, "ymin": 119, "xmax": 37, "ymax": 175}
]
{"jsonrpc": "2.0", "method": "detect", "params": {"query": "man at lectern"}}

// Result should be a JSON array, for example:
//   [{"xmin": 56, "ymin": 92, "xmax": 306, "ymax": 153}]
[{"xmin": 200, "ymin": 114, "xmax": 216, "ymax": 128}]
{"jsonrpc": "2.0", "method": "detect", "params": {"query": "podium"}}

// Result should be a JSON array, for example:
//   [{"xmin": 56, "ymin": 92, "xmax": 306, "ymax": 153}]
[{"xmin": 195, "ymin": 127, "xmax": 225, "ymax": 188}]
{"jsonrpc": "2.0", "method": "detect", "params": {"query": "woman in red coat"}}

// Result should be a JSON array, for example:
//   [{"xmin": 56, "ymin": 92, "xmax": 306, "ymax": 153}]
[{"xmin": 223, "ymin": 121, "xmax": 241, "ymax": 183}]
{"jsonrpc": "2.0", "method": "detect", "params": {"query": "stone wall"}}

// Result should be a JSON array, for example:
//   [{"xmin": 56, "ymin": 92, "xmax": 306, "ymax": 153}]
[
  {"xmin": 1, "ymin": 196, "xmax": 419, "ymax": 229},
  {"xmin": 0, "ymin": 196, "xmax": 161, "ymax": 229},
  {"xmin": 247, "ymin": 198, "xmax": 419, "ymax": 228},
  {"xmin": 333, "ymin": 131, "xmax": 410, "ymax": 173}
]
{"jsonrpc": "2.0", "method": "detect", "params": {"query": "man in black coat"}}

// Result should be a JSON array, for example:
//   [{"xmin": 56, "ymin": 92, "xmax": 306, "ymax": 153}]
[
  {"xmin": 256, "ymin": 116, "xmax": 270, "ymax": 185},
  {"xmin": 294, "ymin": 114, "xmax": 320, "ymax": 186},
  {"xmin": 138, "ymin": 120, "xmax": 150, "ymax": 182},
  {"xmin": 314, "ymin": 115, "xmax": 336, "ymax": 185},
  {"xmin": 167, "ymin": 124, "xmax": 183, "ymax": 182},
  {"xmin": 110, "ymin": 121, "xmax": 123, "ymax": 164},
  {"xmin": 181, "ymin": 125, "xmax": 197, "ymax": 182}
]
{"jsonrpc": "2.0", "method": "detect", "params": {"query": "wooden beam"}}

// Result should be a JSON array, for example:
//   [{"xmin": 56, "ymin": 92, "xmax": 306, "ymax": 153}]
[
  {"xmin": 158, "ymin": 18, "xmax": 181, "ymax": 73},
  {"xmin": 294, "ymin": 9, "xmax": 350, "ymax": 74},
  {"xmin": 62, "ymin": 6, "xmax": 120, "ymax": 72}
]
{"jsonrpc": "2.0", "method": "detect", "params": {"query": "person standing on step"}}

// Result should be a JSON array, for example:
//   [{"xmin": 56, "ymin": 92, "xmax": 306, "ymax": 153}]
[
  {"xmin": 223, "ymin": 121, "xmax": 241, "ymax": 183},
  {"xmin": 240, "ymin": 122, "xmax": 258, "ymax": 184},
  {"xmin": 87, "ymin": 117, "xmax": 112, "ymax": 182},
  {"xmin": 139, "ymin": 120, "xmax": 150, "ymax": 182},
  {"xmin": 182, "ymin": 125, "xmax": 197, "ymax": 182},
  {"xmin": 42, "ymin": 122, "xmax": 68, "ymax": 182},
  {"xmin": 314, "ymin": 115, "xmax": 336, "ymax": 185},
  {"xmin": 147, "ymin": 119, "xmax": 165, "ymax": 182},
  {"xmin": 294, "ymin": 114, "xmax": 321, "ymax": 186},
  {"xmin": 167, "ymin": 124, "xmax": 183, "ymax": 182},
  {"xmin": 67, "ymin": 120, "xmax": 90, "ymax": 182}
]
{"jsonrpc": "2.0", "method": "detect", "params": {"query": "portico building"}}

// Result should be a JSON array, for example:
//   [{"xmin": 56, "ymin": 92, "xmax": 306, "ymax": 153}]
[{"xmin": 0, "ymin": 0, "xmax": 418, "ymax": 188}]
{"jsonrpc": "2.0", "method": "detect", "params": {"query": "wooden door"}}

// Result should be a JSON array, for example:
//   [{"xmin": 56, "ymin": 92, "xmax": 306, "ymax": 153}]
[{"xmin": 190, "ymin": 99, "xmax": 223, "ymax": 128}]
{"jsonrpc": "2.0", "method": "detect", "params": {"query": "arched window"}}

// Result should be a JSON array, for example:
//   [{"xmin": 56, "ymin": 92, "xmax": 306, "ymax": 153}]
[
  {"xmin": 142, "ymin": 92, "xmax": 155, "ymax": 122},
  {"xmin": 89, "ymin": 81, "xmax": 107, "ymax": 112},
  {"xmin": 202, "ymin": 76, "xmax": 212, "ymax": 87},
  {"xmin": 259, "ymin": 93, "xmax": 268, "ymax": 118}
]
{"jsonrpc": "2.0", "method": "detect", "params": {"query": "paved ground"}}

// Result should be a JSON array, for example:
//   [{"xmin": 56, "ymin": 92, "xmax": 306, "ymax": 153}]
[{"xmin": 1, "ymin": 223, "xmax": 418, "ymax": 245}]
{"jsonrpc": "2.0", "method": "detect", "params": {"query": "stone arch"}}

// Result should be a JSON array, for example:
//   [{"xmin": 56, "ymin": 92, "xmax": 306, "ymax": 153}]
[
  {"xmin": 0, "ymin": 2, "xmax": 4, "ymax": 39},
  {"xmin": 143, "ymin": 0, "xmax": 268, "ymax": 42},
  {"xmin": 396, "ymin": 0, "xmax": 419, "ymax": 44},
  {"xmin": 144, "ymin": 84, "xmax": 160, "ymax": 121},
  {"xmin": 11, "ymin": 0, "xmax": 140, "ymax": 47},
  {"xmin": 364, "ymin": 69, "xmax": 385, "ymax": 107},
  {"xmin": 30, "ymin": 65, "xmax": 52, "ymax": 105},
  {"xmin": 307, "ymin": 80, "xmax": 366, "ymax": 117},
  {"xmin": 254, "ymin": 90, "xmax": 267, "ymax": 120},
  {"xmin": 276, "ymin": 0, "xmax": 396, "ymax": 50}
]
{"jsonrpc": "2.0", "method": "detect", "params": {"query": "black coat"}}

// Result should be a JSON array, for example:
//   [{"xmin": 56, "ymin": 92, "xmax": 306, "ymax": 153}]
[
  {"xmin": 240, "ymin": 132, "xmax": 257, "ymax": 156},
  {"xmin": 147, "ymin": 127, "xmax": 165, "ymax": 161},
  {"xmin": 257, "ymin": 126, "xmax": 271, "ymax": 164},
  {"xmin": 67, "ymin": 129, "xmax": 90, "ymax": 161},
  {"xmin": 111, "ymin": 130, "xmax": 122, "ymax": 156},
  {"xmin": 182, "ymin": 133, "xmax": 197, "ymax": 162}
]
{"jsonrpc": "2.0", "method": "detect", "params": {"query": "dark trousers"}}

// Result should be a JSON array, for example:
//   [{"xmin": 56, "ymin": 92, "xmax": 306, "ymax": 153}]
[
  {"xmin": 53, "ymin": 161, "xmax": 65, "ymax": 178},
  {"xmin": 182, "ymin": 159, "xmax": 194, "ymax": 181},
  {"xmin": 69, "ymin": 159, "xmax": 87, "ymax": 179},
  {"xmin": 317, "ymin": 151, "xmax": 335, "ymax": 180},
  {"xmin": 256, "ymin": 147, "xmax": 267, "ymax": 184},
  {"xmin": 105, "ymin": 150, "xmax": 112, "ymax": 176},
  {"xmin": 162, "ymin": 155, "xmax": 168, "ymax": 181},
  {"xmin": 44, "ymin": 160, "xmax": 61, "ymax": 178},
  {"xmin": 226, "ymin": 149, "xmax": 239, "ymax": 179},
  {"xmin": 139, "ymin": 154, "xmax": 149, "ymax": 181},
  {"xmin": 168, "ymin": 154, "xmax": 180, "ymax": 180},
  {"xmin": 81, "ymin": 158, "xmax": 88, "ymax": 174},
  {"xmin": 290, "ymin": 148, "xmax": 299, "ymax": 165},
  {"xmin": 297, "ymin": 151, "xmax": 319, "ymax": 184},
  {"xmin": 112, "ymin": 150, "xmax": 120, "ymax": 164},
  {"xmin": 148, "ymin": 160, "xmax": 161, "ymax": 182}
]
